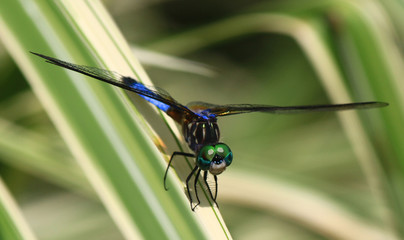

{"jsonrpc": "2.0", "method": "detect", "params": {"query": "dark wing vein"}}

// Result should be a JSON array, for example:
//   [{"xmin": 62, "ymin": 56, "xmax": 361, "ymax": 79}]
[
  {"xmin": 31, "ymin": 52, "xmax": 197, "ymax": 118},
  {"xmin": 187, "ymin": 101, "xmax": 388, "ymax": 117}
]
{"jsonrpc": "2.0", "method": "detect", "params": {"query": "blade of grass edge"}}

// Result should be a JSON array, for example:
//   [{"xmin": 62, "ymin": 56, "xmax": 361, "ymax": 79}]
[
  {"xmin": 0, "ymin": 176, "xmax": 36, "ymax": 240},
  {"xmin": 146, "ymin": 12, "xmax": 397, "ymax": 238},
  {"xmin": 0, "ymin": 0, "xmax": 231, "ymax": 239}
]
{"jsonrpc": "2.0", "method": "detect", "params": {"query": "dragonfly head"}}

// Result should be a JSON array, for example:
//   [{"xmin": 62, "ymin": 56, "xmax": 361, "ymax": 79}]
[{"xmin": 196, "ymin": 143, "xmax": 233, "ymax": 175}]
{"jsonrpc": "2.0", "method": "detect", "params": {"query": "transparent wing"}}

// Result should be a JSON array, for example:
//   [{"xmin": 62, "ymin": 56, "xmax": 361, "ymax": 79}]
[
  {"xmin": 31, "ymin": 52, "xmax": 198, "ymax": 120},
  {"xmin": 187, "ymin": 101, "xmax": 388, "ymax": 117}
]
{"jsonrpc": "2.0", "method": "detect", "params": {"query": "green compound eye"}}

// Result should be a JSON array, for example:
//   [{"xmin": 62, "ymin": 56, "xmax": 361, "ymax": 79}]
[
  {"xmin": 197, "ymin": 144, "xmax": 233, "ymax": 171},
  {"xmin": 215, "ymin": 144, "xmax": 233, "ymax": 166},
  {"xmin": 215, "ymin": 144, "xmax": 229, "ymax": 158},
  {"xmin": 197, "ymin": 146, "xmax": 215, "ymax": 170}
]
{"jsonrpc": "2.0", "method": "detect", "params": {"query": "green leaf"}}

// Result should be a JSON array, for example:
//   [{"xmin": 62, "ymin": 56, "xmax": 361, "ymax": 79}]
[{"xmin": 0, "ymin": 1, "xmax": 231, "ymax": 239}]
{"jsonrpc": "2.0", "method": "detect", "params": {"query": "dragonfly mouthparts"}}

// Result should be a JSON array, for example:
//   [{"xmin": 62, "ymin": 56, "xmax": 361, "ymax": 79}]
[
  {"xmin": 209, "ymin": 160, "xmax": 227, "ymax": 175},
  {"xmin": 31, "ymin": 52, "xmax": 388, "ymax": 211}
]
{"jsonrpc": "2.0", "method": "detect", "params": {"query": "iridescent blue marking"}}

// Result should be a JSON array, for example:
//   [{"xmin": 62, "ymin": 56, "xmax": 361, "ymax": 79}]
[
  {"xmin": 199, "ymin": 110, "xmax": 216, "ymax": 119},
  {"xmin": 30, "ymin": 52, "xmax": 388, "ymax": 212},
  {"xmin": 141, "ymin": 96, "xmax": 171, "ymax": 112},
  {"xmin": 130, "ymin": 82, "xmax": 171, "ymax": 112}
]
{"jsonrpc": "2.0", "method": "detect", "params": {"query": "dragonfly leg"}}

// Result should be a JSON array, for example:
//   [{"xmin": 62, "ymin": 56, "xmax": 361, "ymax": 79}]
[
  {"xmin": 203, "ymin": 171, "xmax": 218, "ymax": 208},
  {"xmin": 164, "ymin": 152, "xmax": 195, "ymax": 190},
  {"xmin": 192, "ymin": 169, "xmax": 202, "ymax": 211},
  {"xmin": 214, "ymin": 175, "xmax": 218, "ymax": 203},
  {"xmin": 186, "ymin": 166, "xmax": 199, "ymax": 211}
]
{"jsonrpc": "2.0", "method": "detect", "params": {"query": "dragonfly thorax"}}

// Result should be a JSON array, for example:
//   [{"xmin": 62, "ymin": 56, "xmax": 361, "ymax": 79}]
[
  {"xmin": 31, "ymin": 52, "xmax": 388, "ymax": 211},
  {"xmin": 182, "ymin": 119, "xmax": 220, "ymax": 153}
]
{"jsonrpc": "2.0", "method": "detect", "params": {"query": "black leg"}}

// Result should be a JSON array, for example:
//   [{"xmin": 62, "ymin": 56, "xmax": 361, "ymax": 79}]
[
  {"xmin": 164, "ymin": 152, "xmax": 194, "ymax": 190},
  {"xmin": 192, "ymin": 169, "xmax": 202, "ymax": 211},
  {"xmin": 186, "ymin": 166, "xmax": 199, "ymax": 211},
  {"xmin": 214, "ymin": 175, "xmax": 219, "ymax": 207},
  {"xmin": 203, "ymin": 171, "xmax": 217, "ymax": 206}
]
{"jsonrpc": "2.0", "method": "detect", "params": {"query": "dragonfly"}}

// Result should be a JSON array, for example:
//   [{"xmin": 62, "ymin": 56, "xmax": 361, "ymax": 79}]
[{"xmin": 31, "ymin": 52, "xmax": 388, "ymax": 210}]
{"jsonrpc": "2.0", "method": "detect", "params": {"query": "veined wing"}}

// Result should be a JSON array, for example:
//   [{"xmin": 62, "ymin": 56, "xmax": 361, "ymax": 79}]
[
  {"xmin": 187, "ymin": 101, "xmax": 388, "ymax": 117},
  {"xmin": 31, "ymin": 52, "xmax": 198, "ymax": 121}
]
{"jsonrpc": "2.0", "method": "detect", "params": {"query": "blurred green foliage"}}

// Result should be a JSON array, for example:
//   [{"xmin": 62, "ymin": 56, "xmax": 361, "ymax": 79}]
[{"xmin": 0, "ymin": 0, "xmax": 403, "ymax": 239}]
